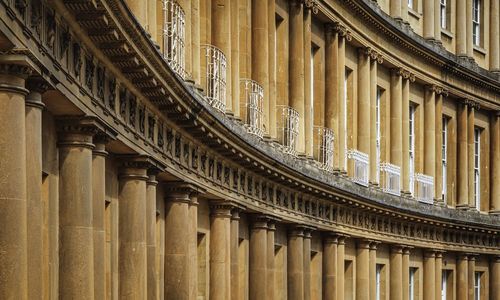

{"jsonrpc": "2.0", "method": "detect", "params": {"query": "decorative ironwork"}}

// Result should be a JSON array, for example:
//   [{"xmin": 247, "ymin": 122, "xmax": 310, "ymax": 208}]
[
  {"xmin": 414, "ymin": 173, "xmax": 434, "ymax": 204},
  {"xmin": 163, "ymin": 0, "xmax": 186, "ymax": 79},
  {"xmin": 201, "ymin": 44, "xmax": 227, "ymax": 112},
  {"xmin": 314, "ymin": 126, "xmax": 334, "ymax": 171},
  {"xmin": 380, "ymin": 162, "xmax": 401, "ymax": 196},
  {"xmin": 277, "ymin": 105, "xmax": 300, "ymax": 156},
  {"xmin": 347, "ymin": 149, "xmax": 369, "ymax": 186},
  {"xmin": 240, "ymin": 79, "xmax": 264, "ymax": 138}
]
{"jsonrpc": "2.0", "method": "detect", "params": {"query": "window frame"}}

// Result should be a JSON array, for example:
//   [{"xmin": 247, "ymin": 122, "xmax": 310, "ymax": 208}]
[
  {"xmin": 474, "ymin": 272, "xmax": 481, "ymax": 300},
  {"xmin": 376, "ymin": 264, "xmax": 382, "ymax": 300},
  {"xmin": 409, "ymin": 267, "xmax": 417, "ymax": 300},
  {"xmin": 376, "ymin": 87, "xmax": 381, "ymax": 183},
  {"xmin": 409, "ymin": 105, "xmax": 416, "ymax": 195},
  {"xmin": 442, "ymin": 117, "xmax": 448, "ymax": 202},
  {"xmin": 440, "ymin": 0, "xmax": 447, "ymax": 29},
  {"xmin": 472, "ymin": 0, "xmax": 481, "ymax": 46},
  {"xmin": 474, "ymin": 127, "xmax": 480, "ymax": 210}
]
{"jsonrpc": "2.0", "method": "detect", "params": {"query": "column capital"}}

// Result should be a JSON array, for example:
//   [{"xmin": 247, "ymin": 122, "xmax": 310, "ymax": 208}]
[
  {"xmin": 303, "ymin": 0, "xmax": 319, "ymax": 13},
  {"xmin": 490, "ymin": 256, "xmax": 500, "ymax": 263},
  {"xmin": 57, "ymin": 116, "xmax": 107, "ymax": 149},
  {"xmin": 423, "ymin": 249, "xmax": 437, "ymax": 258},
  {"xmin": 325, "ymin": 21, "xmax": 352, "ymax": 41},
  {"xmin": 362, "ymin": 47, "xmax": 384, "ymax": 64},
  {"xmin": 209, "ymin": 201, "xmax": 235, "ymax": 218},
  {"xmin": 393, "ymin": 68, "xmax": 415, "ymax": 82},
  {"xmin": 25, "ymin": 76, "xmax": 50, "ymax": 109},
  {"xmin": 426, "ymin": 85, "xmax": 449, "ymax": 96},
  {"xmin": 250, "ymin": 214, "xmax": 269, "ymax": 229},
  {"xmin": 462, "ymin": 98, "xmax": 480, "ymax": 110},
  {"xmin": 165, "ymin": 181, "xmax": 206, "ymax": 203},
  {"xmin": 0, "ymin": 63, "xmax": 32, "ymax": 79},
  {"xmin": 369, "ymin": 241, "xmax": 381, "ymax": 250},
  {"xmin": 146, "ymin": 174, "xmax": 158, "ymax": 187},
  {"xmin": 357, "ymin": 239, "xmax": 372, "ymax": 249}
]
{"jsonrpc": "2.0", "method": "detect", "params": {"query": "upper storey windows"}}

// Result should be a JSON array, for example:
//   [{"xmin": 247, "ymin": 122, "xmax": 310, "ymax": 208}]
[
  {"xmin": 472, "ymin": 0, "xmax": 481, "ymax": 46},
  {"xmin": 439, "ymin": 0, "xmax": 449, "ymax": 30}
]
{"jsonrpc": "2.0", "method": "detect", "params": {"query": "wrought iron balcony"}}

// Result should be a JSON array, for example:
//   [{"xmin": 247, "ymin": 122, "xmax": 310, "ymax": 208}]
[
  {"xmin": 414, "ymin": 173, "xmax": 434, "ymax": 204},
  {"xmin": 277, "ymin": 105, "xmax": 300, "ymax": 156},
  {"xmin": 380, "ymin": 163, "xmax": 401, "ymax": 196},
  {"xmin": 240, "ymin": 79, "xmax": 264, "ymax": 138},
  {"xmin": 347, "ymin": 149, "xmax": 369, "ymax": 186},
  {"xmin": 201, "ymin": 44, "xmax": 227, "ymax": 113},
  {"xmin": 163, "ymin": 0, "xmax": 186, "ymax": 79},
  {"xmin": 313, "ymin": 126, "xmax": 334, "ymax": 171}
]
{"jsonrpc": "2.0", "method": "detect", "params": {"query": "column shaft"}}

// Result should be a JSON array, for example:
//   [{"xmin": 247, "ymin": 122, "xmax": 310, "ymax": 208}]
[
  {"xmin": 390, "ymin": 70, "xmax": 403, "ymax": 168},
  {"xmin": 424, "ymin": 87, "xmax": 436, "ymax": 198},
  {"xmin": 268, "ymin": 0, "xmax": 277, "ymax": 138},
  {"xmin": 178, "ymin": 0, "xmax": 192, "ymax": 78},
  {"xmin": 358, "ymin": 50, "xmax": 371, "ymax": 158},
  {"xmin": 402, "ymin": 248, "xmax": 410, "ymax": 300},
  {"xmin": 491, "ymin": 113, "xmax": 500, "ymax": 213},
  {"xmin": 189, "ymin": 197, "xmax": 199, "ymax": 300},
  {"xmin": 230, "ymin": 0, "xmax": 240, "ymax": 118},
  {"xmin": 457, "ymin": 102, "xmax": 469, "ymax": 209},
  {"xmin": 423, "ymin": 251, "xmax": 436, "ymax": 300},
  {"xmin": 118, "ymin": 162, "xmax": 148, "ymax": 299},
  {"xmin": 434, "ymin": 0, "xmax": 441, "ymax": 41},
  {"xmin": 322, "ymin": 235, "xmax": 337, "ymax": 300},
  {"xmin": 288, "ymin": 227, "xmax": 304, "ymax": 300},
  {"xmin": 209, "ymin": 204, "xmax": 232, "ymax": 300},
  {"xmin": 435, "ymin": 93, "xmax": 444, "ymax": 204},
  {"xmin": 325, "ymin": 27, "xmax": 339, "ymax": 169},
  {"xmin": 457, "ymin": 254, "xmax": 468, "ymax": 300},
  {"xmin": 424, "ymin": 0, "xmax": 435, "ymax": 39},
  {"xmin": 126, "ymin": 0, "xmax": 146, "ymax": 26},
  {"xmin": 338, "ymin": 36, "xmax": 347, "ymax": 172},
  {"xmin": 491, "ymin": 256, "xmax": 500, "ymax": 300},
  {"xmin": 192, "ymin": 0, "xmax": 201, "ymax": 83},
  {"xmin": 0, "ymin": 66, "xmax": 29, "ymax": 299},
  {"xmin": 303, "ymin": 231, "xmax": 312, "ymax": 300},
  {"xmin": 252, "ymin": 0, "xmax": 269, "ymax": 134},
  {"xmin": 146, "ymin": 175, "xmax": 158, "ymax": 300},
  {"xmin": 435, "ymin": 253, "xmax": 443, "ymax": 300},
  {"xmin": 304, "ymin": 8, "xmax": 313, "ymax": 157},
  {"xmin": 369, "ymin": 244, "xmax": 378, "ymax": 300},
  {"xmin": 356, "ymin": 240, "xmax": 371, "ymax": 300},
  {"xmin": 402, "ymin": 78, "xmax": 410, "ymax": 193},
  {"xmin": 467, "ymin": 105, "xmax": 475, "ymax": 208},
  {"xmin": 267, "ymin": 223, "xmax": 276, "ymax": 300},
  {"xmin": 147, "ymin": 0, "xmax": 156, "ymax": 42},
  {"xmin": 390, "ymin": 246, "xmax": 403, "ymax": 300},
  {"xmin": 212, "ymin": 0, "xmax": 232, "ymax": 112},
  {"xmin": 250, "ymin": 216, "xmax": 267, "ymax": 300},
  {"xmin": 337, "ymin": 237, "xmax": 346, "ymax": 300},
  {"xmin": 231, "ymin": 211, "xmax": 240, "ymax": 300},
  {"xmin": 491, "ymin": 1, "xmax": 500, "ymax": 71},
  {"xmin": 391, "ymin": 0, "xmax": 402, "ymax": 19},
  {"xmin": 457, "ymin": 0, "xmax": 467, "ymax": 55},
  {"xmin": 370, "ymin": 59, "xmax": 378, "ymax": 184},
  {"xmin": 466, "ymin": 0, "xmax": 473, "ymax": 56},
  {"xmin": 468, "ymin": 257, "xmax": 475, "ymax": 300}
]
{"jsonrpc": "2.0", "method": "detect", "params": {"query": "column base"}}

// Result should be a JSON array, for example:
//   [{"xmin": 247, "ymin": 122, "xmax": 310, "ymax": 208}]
[
  {"xmin": 489, "ymin": 210, "xmax": 500, "ymax": 215},
  {"xmin": 456, "ymin": 204, "xmax": 470, "ymax": 210}
]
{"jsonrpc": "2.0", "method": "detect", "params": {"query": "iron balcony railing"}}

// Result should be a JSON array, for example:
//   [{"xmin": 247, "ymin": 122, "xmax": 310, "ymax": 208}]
[
  {"xmin": 201, "ymin": 44, "xmax": 227, "ymax": 113},
  {"xmin": 314, "ymin": 126, "xmax": 334, "ymax": 171},
  {"xmin": 277, "ymin": 105, "xmax": 300, "ymax": 156},
  {"xmin": 240, "ymin": 79, "xmax": 264, "ymax": 138},
  {"xmin": 347, "ymin": 149, "xmax": 369, "ymax": 186},
  {"xmin": 380, "ymin": 163, "xmax": 401, "ymax": 196},
  {"xmin": 414, "ymin": 173, "xmax": 434, "ymax": 204},
  {"xmin": 163, "ymin": 0, "xmax": 186, "ymax": 79}
]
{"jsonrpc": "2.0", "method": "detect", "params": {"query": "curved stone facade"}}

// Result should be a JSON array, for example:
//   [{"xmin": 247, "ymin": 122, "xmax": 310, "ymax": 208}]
[{"xmin": 0, "ymin": 0, "xmax": 498, "ymax": 299}]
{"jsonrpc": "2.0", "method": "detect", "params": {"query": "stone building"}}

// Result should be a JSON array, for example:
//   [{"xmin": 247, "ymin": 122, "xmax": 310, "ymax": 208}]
[{"xmin": 0, "ymin": 0, "xmax": 499, "ymax": 299}]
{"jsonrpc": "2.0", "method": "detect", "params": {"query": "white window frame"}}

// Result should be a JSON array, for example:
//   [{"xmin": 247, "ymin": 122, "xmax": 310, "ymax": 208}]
[
  {"xmin": 344, "ymin": 70, "xmax": 348, "ymax": 168},
  {"xmin": 440, "ymin": 0, "xmax": 447, "ymax": 29},
  {"xmin": 408, "ymin": 0, "xmax": 414, "ymax": 9},
  {"xmin": 376, "ymin": 264, "xmax": 382, "ymax": 300},
  {"xmin": 376, "ymin": 88, "xmax": 381, "ymax": 183},
  {"xmin": 472, "ymin": 0, "xmax": 481, "ymax": 46},
  {"xmin": 409, "ymin": 267, "xmax": 417, "ymax": 300},
  {"xmin": 474, "ymin": 128, "xmax": 480, "ymax": 210},
  {"xmin": 409, "ymin": 105, "xmax": 416, "ymax": 196},
  {"xmin": 474, "ymin": 272, "xmax": 481, "ymax": 300},
  {"xmin": 442, "ymin": 117, "xmax": 448, "ymax": 202},
  {"xmin": 441, "ymin": 270, "xmax": 447, "ymax": 300}
]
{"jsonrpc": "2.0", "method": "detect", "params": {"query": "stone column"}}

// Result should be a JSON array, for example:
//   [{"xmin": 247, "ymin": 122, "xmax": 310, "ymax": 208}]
[
  {"xmin": 288, "ymin": 226, "xmax": 305, "ymax": 300},
  {"xmin": 337, "ymin": 235, "xmax": 347, "ymax": 300},
  {"xmin": 402, "ymin": 247, "xmax": 411, "ymax": 300},
  {"xmin": 92, "ymin": 135, "xmax": 111, "ymax": 300},
  {"xmin": 250, "ymin": 215, "xmax": 268, "ymax": 300},
  {"xmin": 304, "ymin": 6, "xmax": 313, "ymax": 157},
  {"xmin": 25, "ymin": 77, "xmax": 48, "ymax": 300},
  {"xmin": 466, "ymin": 0, "xmax": 473, "ymax": 57},
  {"xmin": 457, "ymin": 0, "xmax": 467, "ymax": 56},
  {"xmin": 491, "ymin": 256, "xmax": 500, "ymax": 300},
  {"xmin": 390, "ymin": 245, "xmax": 403, "ymax": 300},
  {"xmin": 423, "ymin": 250, "xmax": 436, "ymax": 300},
  {"xmin": 491, "ymin": 2, "xmax": 500, "ymax": 71},
  {"xmin": 289, "ymin": 0, "xmax": 305, "ymax": 154},
  {"xmin": 369, "ymin": 53, "xmax": 380, "ymax": 184},
  {"xmin": 358, "ymin": 49, "xmax": 371, "ymax": 160},
  {"xmin": 212, "ymin": 0, "xmax": 232, "ymax": 113},
  {"xmin": 435, "ymin": 252, "xmax": 443, "ymax": 300},
  {"xmin": 424, "ymin": 86, "xmax": 436, "ymax": 199},
  {"xmin": 369, "ymin": 242, "xmax": 378, "ymax": 300},
  {"xmin": 231, "ymin": 209, "xmax": 240, "ymax": 300},
  {"xmin": 164, "ymin": 182, "xmax": 198, "ymax": 299},
  {"xmin": 252, "ymin": 0, "xmax": 269, "ymax": 134},
  {"xmin": 338, "ymin": 27, "xmax": 349, "ymax": 173},
  {"xmin": 268, "ymin": 0, "xmax": 277, "ymax": 138},
  {"xmin": 434, "ymin": 0, "xmax": 441, "ymax": 42},
  {"xmin": 435, "ymin": 91, "xmax": 444, "ymax": 204},
  {"xmin": 126, "ymin": 0, "xmax": 147, "ymax": 28},
  {"xmin": 356, "ymin": 240, "xmax": 371, "ymax": 300},
  {"xmin": 189, "ymin": 193, "xmax": 200, "ymax": 300},
  {"xmin": 391, "ymin": 0, "xmax": 402, "ymax": 19},
  {"xmin": 491, "ymin": 112, "xmax": 500, "ymax": 214},
  {"xmin": 303, "ymin": 230, "xmax": 312, "ymax": 300},
  {"xmin": 147, "ymin": 0, "xmax": 157, "ymax": 42},
  {"xmin": 325, "ymin": 25, "xmax": 339, "ymax": 170},
  {"xmin": 323, "ymin": 234, "xmax": 338, "ymax": 300},
  {"xmin": 457, "ymin": 254, "xmax": 468, "ymax": 300},
  {"xmin": 191, "ymin": 0, "xmax": 201, "ymax": 84},
  {"xmin": 401, "ymin": 0, "xmax": 408, "ymax": 22},
  {"xmin": 468, "ymin": 255, "xmax": 476, "ymax": 300},
  {"xmin": 424, "ymin": 0, "xmax": 435, "ymax": 40},
  {"xmin": 267, "ymin": 221, "xmax": 276, "ymax": 300},
  {"xmin": 230, "ymin": 0, "xmax": 240, "ymax": 119},
  {"xmin": 0, "ymin": 64, "xmax": 30, "ymax": 300},
  {"xmin": 390, "ymin": 69, "xmax": 403, "ymax": 171},
  {"xmin": 457, "ymin": 101, "xmax": 469, "ymax": 209},
  {"xmin": 146, "ymin": 173, "xmax": 159, "ymax": 300},
  {"xmin": 58, "ymin": 117, "xmax": 103, "ymax": 299},
  {"xmin": 402, "ymin": 77, "xmax": 411, "ymax": 193},
  {"xmin": 118, "ymin": 156, "xmax": 151, "ymax": 299},
  {"xmin": 210, "ymin": 202, "xmax": 232, "ymax": 300},
  {"xmin": 467, "ymin": 102, "xmax": 476, "ymax": 209},
  {"xmin": 178, "ymin": 0, "xmax": 192, "ymax": 78}
]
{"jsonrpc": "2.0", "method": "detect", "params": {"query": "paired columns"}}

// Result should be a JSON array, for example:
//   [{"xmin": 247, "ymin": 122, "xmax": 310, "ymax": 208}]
[{"xmin": 456, "ymin": 0, "xmax": 474, "ymax": 57}]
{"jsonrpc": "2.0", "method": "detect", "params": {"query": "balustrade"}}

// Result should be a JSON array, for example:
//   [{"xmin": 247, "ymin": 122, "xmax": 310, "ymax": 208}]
[
  {"xmin": 314, "ymin": 126, "xmax": 334, "ymax": 171},
  {"xmin": 163, "ymin": 0, "xmax": 186, "ymax": 79},
  {"xmin": 347, "ymin": 149, "xmax": 369, "ymax": 186},
  {"xmin": 240, "ymin": 79, "xmax": 264, "ymax": 138},
  {"xmin": 277, "ymin": 105, "xmax": 300, "ymax": 156},
  {"xmin": 380, "ymin": 163, "xmax": 401, "ymax": 196},
  {"xmin": 414, "ymin": 173, "xmax": 434, "ymax": 204},
  {"xmin": 201, "ymin": 44, "xmax": 227, "ymax": 113}
]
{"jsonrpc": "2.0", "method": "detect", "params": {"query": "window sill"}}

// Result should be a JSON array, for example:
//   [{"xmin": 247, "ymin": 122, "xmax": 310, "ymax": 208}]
[
  {"xmin": 408, "ymin": 8, "xmax": 420, "ymax": 19},
  {"xmin": 473, "ymin": 45, "xmax": 487, "ymax": 56},
  {"xmin": 441, "ymin": 29, "xmax": 454, "ymax": 39}
]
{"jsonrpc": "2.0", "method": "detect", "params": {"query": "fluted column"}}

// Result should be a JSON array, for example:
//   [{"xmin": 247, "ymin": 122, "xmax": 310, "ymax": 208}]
[
  {"xmin": 457, "ymin": 254, "xmax": 468, "ymax": 300},
  {"xmin": 325, "ymin": 25, "xmax": 339, "ymax": 170},
  {"xmin": 457, "ymin": 101, "xmax": 469, "ymax": 209},
  {"xmin": 468, "ymin": 255, "xmax": 476, "ymax": 300},
  {"xmin": 0, "ymin": 64, "xmax": 30, "ymax": 300},
  {"xmin": 288, "ymin": 226, "xmax": 305, "ymax": 300},
  {"xmin": 212, "ymin": 0, "xmax": 232, "ymax": 112},
  {"xmin": 491, "ymin": 2, "xmax": 500, "ymax": 71},
  {"xmin": 402, "ymin": 77, "xmax": 411, "ymax": 193},
  {"xmin": 435, "ymin": 91, "xmax": 445, "ymax": 205},
  {"xmin": 358, "ymin": 49, "xmax": 371, "ymax": 160},
  {"xmin": 210, "ymin": 202, "xmax": 232, "ymax": 300},
  {"xmin": 457, "ymin": 0, "xmax": 467, "ymax": 55},
  {"xmin": 491, "ymin": 112, "xmax": 500, "ymax": 214},
  {"xmin": 390, "ymin": 69, "xmax": 403, "ymax": 172},
  {"xmin": 118, "ymin": 156, "xmax": 150, "ymax": 299},
  {"xmin": 424, "ymin": 0, "xmax": 435, "ymax": 40},
  {"xmin": 337, "ymin": 235, "xmax": 347, "ymax": 300},
  {"xmin": 356, "ymin": 240, "xmax": 371, "ymax": 300},
  {"xmin": 369, "ymin": 242, "xmax": 379, "ymax": 300},
  {"xmin": 92, "ymin": 135, "xmax": 112, "ymax": 300},
  {"xmin": 424, "ymin": 86, "xmax": 436, "ymax": 199},
  {"xmin": 268, "ymin": 0, "xmax": 277, "ymax": 138},
  {"xmin": 303, "ymin": 230, "xmax": 312, "ymax": 300},
  {"xmin": 25, "ymin": 77, "xmax": 48, "ymax": 300},
  {"xmin": 146, "ymin": 173, "xmax": 158, "ymax": 300},
  {"xmin": 435, "ymin": 252, "xmax": 443, "ymax": 300},
  {"xmin": 491, "ymin": 256, "xmax": 500, "ymax": 300},
  {"xmin": 126, "ymin": 0, "xmax": 147, "ymax": 27},
  {"xmin": 304, "ymin": 6, "xmax": 313, "ymax": 157},
  {"xmin": 189, "ymin": 193, "xmax": 200, "ymax": 300},
  {"xmin": 250, "ymin": 215, "xmax": 268, "ymax": 300},
  {"xmin": 390, "ymin": 245, "xmax": 403, "ymax": 300},
  {"xmin": 402, "ymin": 247, "xmax": 411, "ymax": 300},
  {"xmin": 467, "ymin": 102, "xmax": 476, "ymax": 209},
  {"xmin": 267, "ymin": 221, "xmax": 276, "ymax": 300},
  {"xmin": 231, "ymin": 210, "xmax": 240, "ymax": 300},
  {"xmin": 323, "ymin": 234, "xmax": 338, "ymax": 300},
  {"xmin": 252, "ymin": 0, "xmax": 269, "ymax": 134},
  {"xmin": 423, "ymin": 250, "xmax": 436, "ymax": 300}
]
